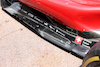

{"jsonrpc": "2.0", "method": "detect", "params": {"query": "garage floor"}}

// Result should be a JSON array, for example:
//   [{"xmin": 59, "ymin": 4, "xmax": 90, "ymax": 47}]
[{"xmin": 0, "ymin": 6, "xmax": 82, "ymax": 67}]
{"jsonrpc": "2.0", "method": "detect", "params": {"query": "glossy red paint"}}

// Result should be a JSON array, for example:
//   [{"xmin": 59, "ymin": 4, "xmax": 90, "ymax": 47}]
[
  {"xmin": 71, "ymin": 0, "xmax": 100, "ymax": 6},
  {"xmin": 19, "ymin": 0, "xmax": 100, "ymax": 32}
]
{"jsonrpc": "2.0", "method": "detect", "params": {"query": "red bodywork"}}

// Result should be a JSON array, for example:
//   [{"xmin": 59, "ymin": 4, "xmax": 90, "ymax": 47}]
[{"xmin": 19, "ymin": 0, "xmax": 100, "ymax": 32}]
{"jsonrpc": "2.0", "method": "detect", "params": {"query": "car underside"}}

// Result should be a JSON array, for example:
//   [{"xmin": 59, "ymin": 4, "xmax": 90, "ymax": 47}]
[
  {"xmin": 1, "ymin": 0, "xmax": 100, "ymax": 57},
  {"xmin": 1, "ymin": 0, "xmax": 100, "ymax": 67}
]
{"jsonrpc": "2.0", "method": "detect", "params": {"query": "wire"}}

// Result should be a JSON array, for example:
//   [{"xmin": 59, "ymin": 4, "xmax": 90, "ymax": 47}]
[
  {"xmin": 6, "ymin": 0, "xmax": 12, "ymax": 4},
  {"xmin": 45, "ymin": 15, "xmax": 57, "ymax": 26}
]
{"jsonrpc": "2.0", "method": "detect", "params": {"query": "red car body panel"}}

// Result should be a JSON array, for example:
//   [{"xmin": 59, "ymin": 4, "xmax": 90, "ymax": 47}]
[{"xmin": 19, "ymin": 0, "xmax": 100, "ymax": 32}]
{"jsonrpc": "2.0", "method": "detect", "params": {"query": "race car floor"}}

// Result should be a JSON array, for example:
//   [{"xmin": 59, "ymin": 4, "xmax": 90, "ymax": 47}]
[{"xmin": 0, "ymin": 6, "xmax": 82, "ymax": 67}]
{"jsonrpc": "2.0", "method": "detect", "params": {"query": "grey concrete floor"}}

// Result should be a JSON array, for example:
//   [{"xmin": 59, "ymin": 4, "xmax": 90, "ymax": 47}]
[{"xmin": 0, "ymin": 6, "xmax": 82, "ymax": 67}]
